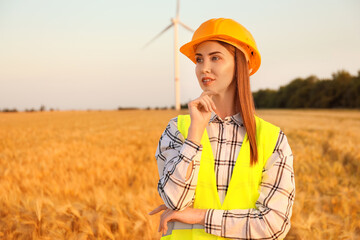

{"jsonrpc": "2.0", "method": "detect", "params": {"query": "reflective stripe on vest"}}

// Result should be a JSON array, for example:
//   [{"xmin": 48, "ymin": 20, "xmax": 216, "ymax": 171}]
[{"xmin": 161, "ymin": 114, "xmax": 280, "ymax": 240}]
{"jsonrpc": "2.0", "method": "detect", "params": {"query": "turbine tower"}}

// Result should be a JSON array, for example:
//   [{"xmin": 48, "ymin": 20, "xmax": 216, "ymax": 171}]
[{"xmin": 143, "ymin": 0, "xmax": 194, "ymax": 110}]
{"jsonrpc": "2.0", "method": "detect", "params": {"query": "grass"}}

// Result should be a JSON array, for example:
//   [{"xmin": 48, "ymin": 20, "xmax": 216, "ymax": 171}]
[{"xmin": 0, "ymin": 109, "xmax": 359, "ymax": 239}]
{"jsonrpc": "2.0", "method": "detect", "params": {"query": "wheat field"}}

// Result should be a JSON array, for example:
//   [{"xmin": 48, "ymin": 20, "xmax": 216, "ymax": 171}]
[{"xmin": 0, "ymin": 109, "xmax": 359, "ymax": 239}]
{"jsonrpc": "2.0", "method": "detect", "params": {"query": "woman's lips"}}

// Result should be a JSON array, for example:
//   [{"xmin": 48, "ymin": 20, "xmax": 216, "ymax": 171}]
[{"xmin": 202, "ymin": 77, "xmax": 215, "ymax": 86}]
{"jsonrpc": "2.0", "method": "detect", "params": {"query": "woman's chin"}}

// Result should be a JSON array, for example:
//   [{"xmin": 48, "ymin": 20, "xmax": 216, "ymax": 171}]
[{"xmin": 201, "ymin": 85, "xmax": 214, "ymax": 90}]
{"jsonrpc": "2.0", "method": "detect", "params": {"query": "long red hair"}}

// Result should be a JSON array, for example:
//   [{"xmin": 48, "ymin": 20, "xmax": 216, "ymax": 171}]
[{"xmin": 218, "ymin": 41, "xmax": 258, "ymax": 166}]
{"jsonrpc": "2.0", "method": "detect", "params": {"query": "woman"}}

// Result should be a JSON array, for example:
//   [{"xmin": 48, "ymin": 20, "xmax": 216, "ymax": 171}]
[{"xmin": 149, "ymin": 18, "xmax": 295, "ymax": 239}]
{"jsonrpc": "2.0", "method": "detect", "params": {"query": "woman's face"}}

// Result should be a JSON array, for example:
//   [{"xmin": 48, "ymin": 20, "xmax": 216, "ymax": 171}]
[{"xmin": 195, "ymin": 41, "xmax": 235, "ymax": 94}]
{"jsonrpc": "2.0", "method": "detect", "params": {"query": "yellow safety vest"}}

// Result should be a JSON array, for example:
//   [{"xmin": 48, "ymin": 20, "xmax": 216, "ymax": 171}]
[{"xmin": 161, "ymin": 114, "xmax": 280, "ymax": 240}]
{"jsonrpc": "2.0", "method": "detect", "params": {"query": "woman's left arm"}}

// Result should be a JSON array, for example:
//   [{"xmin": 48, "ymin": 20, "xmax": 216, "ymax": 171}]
[{"xmin": 204, "ymin": 130, "xmax": 295, "ymax": 239}]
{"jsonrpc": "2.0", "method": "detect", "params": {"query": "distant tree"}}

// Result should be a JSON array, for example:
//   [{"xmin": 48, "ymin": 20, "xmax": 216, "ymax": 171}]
[
  {"xmin": 287, "ymin": 76, "xmax": 318, "ymax": 108},
  {"xmin": 2, "ymin": 108, "xmax": 18, "ymax": 113},
  {"xmin": 330, "ymin": 70, "xmax": 353, "ymax": 108},
  {"xmin": 117, "ymin": 106, "xmax": 138, "ymax": 110},
  {"xmin": 253, "ymin": 89, "xmax": 277, "ymax": 108},
  {"xmin": 309, "ymin": 80, "xmax": 333, "ymax": 108},
  {"xmin": 181, "ymin": 103, "xmax": 188, "ymax": 109},
  {"xmin": 252, "ymin": 69, "xmax": 360, "ymax": 109},
  {"xmin": 40, "ymin": 105, "xmax": 46, "ymax": 112}
]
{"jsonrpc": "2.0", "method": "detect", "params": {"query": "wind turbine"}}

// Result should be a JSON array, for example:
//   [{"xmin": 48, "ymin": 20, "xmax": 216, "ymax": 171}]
[{"xmin": 143, "ymin": 0, "xmax": 194, "ymax": 110}]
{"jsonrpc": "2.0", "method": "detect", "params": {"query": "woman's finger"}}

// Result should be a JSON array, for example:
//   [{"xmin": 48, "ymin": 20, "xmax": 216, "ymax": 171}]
[
  {"xmin": 158, "ymin": 208, "xmax": 172, "ymax": 232},
  {"xmin": 206, "ymin": 95, "xmax": 217, "ymax": 112},
  {"xmin": 200, "ymin": 98, "xmax": 209, "ymax": 112},
  {"xmin": 203, "ymin": 94, "xmax": 217, "ymax": 114},
  {"xmin": 149, "ymin": 204, "xmax": 165, "ymax": 215},
  {"xmin": 149, "ymin": 204, "xmax": 167, "ymax": 215},
  {"xmin": 160, "ymin": 210, "xmax": 174, "ymax": 235},
  {"xmin": 201, "ymin": 97, "xmax": 213, "ymax": 113},
  {"xmin": 202, "ymin": 91, "xmax": 217, "ymax": 111},
  {"xmin": 199, "ymin": 98, "xmax": 210, "ymax": 112},
  {"xmin": 159, "ymin": 209, "xmax": 172, "ymax": 233},
  {"xmin": 204, "ymin": 95, "xmax": 215, "ymax": 112}
]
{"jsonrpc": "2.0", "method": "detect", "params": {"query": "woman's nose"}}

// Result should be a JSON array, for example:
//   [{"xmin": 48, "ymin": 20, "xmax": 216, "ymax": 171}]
[{"xmin": 201, "ymin": 61, "xmax": 211, "ymax": 73}]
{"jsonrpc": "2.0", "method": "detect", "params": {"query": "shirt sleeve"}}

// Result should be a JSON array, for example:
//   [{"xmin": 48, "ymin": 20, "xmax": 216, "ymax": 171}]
[
  {"xmin": 204, "ymin": 130, "xmax": 295, "ymax": 239},
  {"xmin": 155, "ymin": 116, "xmax": 203, "ymax": 211}
]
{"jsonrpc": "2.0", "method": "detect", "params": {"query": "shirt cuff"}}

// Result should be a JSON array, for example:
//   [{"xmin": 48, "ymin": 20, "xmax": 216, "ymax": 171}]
[
  {"xmin": 204, "ymin": 209, "xmax": 224, "ymax": 237},
  {"xmin": 184, "ymin": 138, "xmax": 203, "ymax": 151},
  {"xmin": 179, "ymin": 139, "xmax": 202, "ymax": 163}
]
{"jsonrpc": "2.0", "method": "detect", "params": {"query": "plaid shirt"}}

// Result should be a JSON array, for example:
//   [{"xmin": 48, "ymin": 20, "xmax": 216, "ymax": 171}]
[{"xmin": 155, "ymin": 112, "xmax": 295, "ymax": 239}]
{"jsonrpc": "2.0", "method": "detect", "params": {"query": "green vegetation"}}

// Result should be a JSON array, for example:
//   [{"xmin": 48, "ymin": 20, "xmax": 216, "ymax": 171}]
[
  {"xmin": 2, "ymin": 70, "xmax": 359, "ymax": 112},
  {"xmin": 253, "ymin": 70, "xmax": 360, "ymax": 108}
]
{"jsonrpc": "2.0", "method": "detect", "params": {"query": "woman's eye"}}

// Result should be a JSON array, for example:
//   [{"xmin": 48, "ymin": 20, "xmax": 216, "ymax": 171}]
[
  {"xmin": 195, "ymin": 57, "xmax": 203, "ymax": 63},
  {"xmin": 212, "ymin": 56, "xmax": 220, "ymax": 61}
]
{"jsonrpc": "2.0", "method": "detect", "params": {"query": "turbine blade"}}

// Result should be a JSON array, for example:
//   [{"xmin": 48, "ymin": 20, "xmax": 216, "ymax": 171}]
[
  {"xmin": 142, "ymin": 23, "xmax": 174, "ymax": 49},
  {"xmin": 179, "ymin": 21, "xmax": 194, "ymax": 32},
  {"xmin": 176, "ymin": 0, "xmax": 180, "ymax": 18}
]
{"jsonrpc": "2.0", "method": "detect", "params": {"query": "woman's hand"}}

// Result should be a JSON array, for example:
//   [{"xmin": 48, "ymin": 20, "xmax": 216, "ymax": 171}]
[
  {"xmin": 148, "ymin": 204, "xmax": 207, "ymax": 235},
  {"xmin": 187, "ymin": 90, "xmax": 218, "ymax": 145},
  {"xmin": 188, "ymin": 90, "xmax": 217, "ymax": 127}
]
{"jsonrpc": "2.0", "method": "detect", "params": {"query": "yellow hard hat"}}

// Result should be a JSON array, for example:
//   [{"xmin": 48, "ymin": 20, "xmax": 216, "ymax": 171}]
[{"xmin": 180, "ymin": 18, "xmax": 261, "ymax": 76}]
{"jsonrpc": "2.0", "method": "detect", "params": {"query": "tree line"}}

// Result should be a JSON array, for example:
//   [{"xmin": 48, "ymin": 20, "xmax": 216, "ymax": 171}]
[
  {"xmin": 2, "ymin": 69, "xmax": 359, "ymax": 112},
  {"xmin": 253, "ymin": 70, "xmax": 360, "ymax": 108}
]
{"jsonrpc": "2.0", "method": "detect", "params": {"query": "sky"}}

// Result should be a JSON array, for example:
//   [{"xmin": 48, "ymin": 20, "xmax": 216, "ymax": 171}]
[{"xmin": 0, "ymin": 0, "xmax": 359, "ymax": 111}]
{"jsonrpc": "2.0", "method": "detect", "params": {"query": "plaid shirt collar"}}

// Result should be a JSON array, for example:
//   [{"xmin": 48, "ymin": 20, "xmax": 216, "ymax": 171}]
[{"xmin": 208, "ymin": 111, "xmax": 244, "ymax": 126}]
